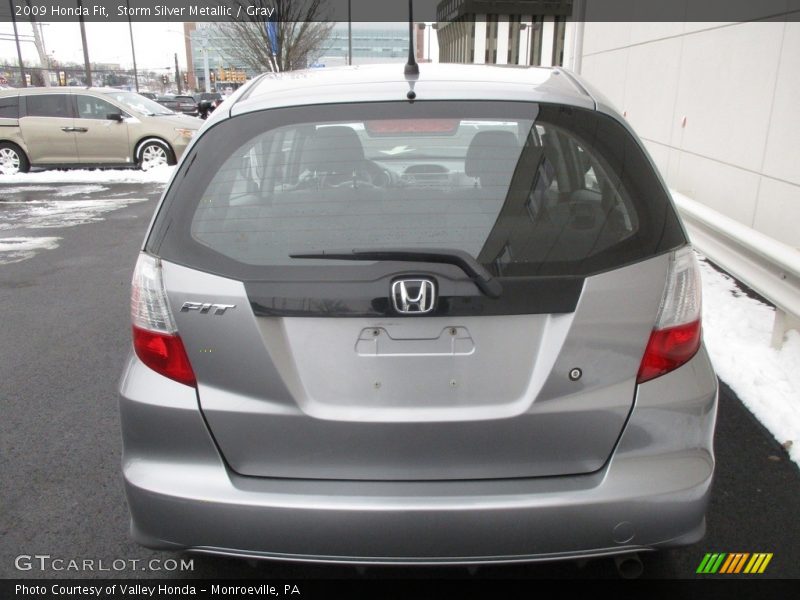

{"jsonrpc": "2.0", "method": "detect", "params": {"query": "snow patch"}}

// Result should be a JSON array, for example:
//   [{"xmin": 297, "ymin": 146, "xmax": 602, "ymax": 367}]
[
  {"xmin": 56, "ymin": 185, "xmax": 109, "ymax": 197},
  {"xmin": 0, "ymin": 197, "xmax": 148, "ymax": 231},
  {"xmin": 0, "ymin": 185, "xmax": 59, "ymax": 194},
  {"xmin": 0, "ymin": 236, "xmax": 61, "ymax": 264},
  {"xmin": 1, "ymin": 184, "xmax": 111, "ymax": 197},
  {"xmin": 698, "ymin": 255, "xmax": 800, "ymax": 466},
  {"xmin": 0, "ymin": 165, "xmax": 174, "ymax": 184}
]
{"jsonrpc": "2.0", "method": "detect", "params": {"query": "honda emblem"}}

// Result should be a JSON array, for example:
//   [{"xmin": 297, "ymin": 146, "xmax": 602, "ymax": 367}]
[{"xmin": 391, "ymin": 279, "xmax": 436, "ymax": 314}]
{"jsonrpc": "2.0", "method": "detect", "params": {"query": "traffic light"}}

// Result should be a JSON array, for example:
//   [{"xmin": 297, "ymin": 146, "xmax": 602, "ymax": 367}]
[
  {"xmin": 210, "ymin": 71, "xmax": 215, "ymax": 84},
  {"xmin": 183, "ymin": 72, "xmax": 188, "ymax": 86}
]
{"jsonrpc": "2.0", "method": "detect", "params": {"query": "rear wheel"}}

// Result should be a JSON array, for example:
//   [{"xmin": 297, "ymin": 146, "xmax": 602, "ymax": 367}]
[
  {"xmin": 137, "ymin": 140, "xmax": 174, "ymax": 171},
  {"xmin": 0, "ymin": 142, "xmax": 30, "ymax": 175}
]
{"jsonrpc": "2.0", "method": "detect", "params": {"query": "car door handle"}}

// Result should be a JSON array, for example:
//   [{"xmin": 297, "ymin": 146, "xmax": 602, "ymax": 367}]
[
  {"xmin": 73, "ymin": 127, "xmax": 88, "ymax": 133},
  {"xmin": 61, "ymin": 127, "xmax": 75, "ymax": 132}
]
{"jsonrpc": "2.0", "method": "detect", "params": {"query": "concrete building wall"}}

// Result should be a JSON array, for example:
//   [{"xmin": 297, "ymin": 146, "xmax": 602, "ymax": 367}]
[{"xmin": 578, "ymin": 21, "xmax": 800, "ymax": 248}]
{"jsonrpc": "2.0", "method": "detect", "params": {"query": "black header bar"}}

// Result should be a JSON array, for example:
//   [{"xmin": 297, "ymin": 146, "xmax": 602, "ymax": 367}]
[{"xmin": 0, "ymin": 0, "xmax": 798, "ymax": 23}]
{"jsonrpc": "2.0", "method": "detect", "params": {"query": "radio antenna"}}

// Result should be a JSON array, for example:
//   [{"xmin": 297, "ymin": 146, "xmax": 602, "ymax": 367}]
[{"xmin": 404, "ymin": 0, "xmax": 419, "ymax": 77}]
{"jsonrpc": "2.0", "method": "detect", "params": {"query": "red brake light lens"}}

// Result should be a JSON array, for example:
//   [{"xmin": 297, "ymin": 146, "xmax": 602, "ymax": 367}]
[
  {"xmin": 132, "ymin": 325, "xmax": 196, "ymax": 387},
  {"xmin": 365, "ymin": 119, "xmax": 460, "ymax": 135},
  {"xmin": 636, "ymin": 320, "xmax": 701, "ymax": 384}
]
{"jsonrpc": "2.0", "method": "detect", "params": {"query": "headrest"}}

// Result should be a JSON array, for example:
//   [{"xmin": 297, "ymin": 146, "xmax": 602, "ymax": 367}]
[
  {"xmin": 303, "ymin": 126, "xmax": 365, "ymax": 173},
  {"xmin": 464, "ymin": 130, "xmax": 521, "ymax": 187}
]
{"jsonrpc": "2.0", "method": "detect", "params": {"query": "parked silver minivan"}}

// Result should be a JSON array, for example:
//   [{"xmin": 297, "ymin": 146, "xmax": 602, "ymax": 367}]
[
  {"xmin": 120, "ymin": 64, "xmax": 717, "ymax": 567},
  {"xmin": 0, "ymin": 87, "xmax": 202, "ymax": 174}
]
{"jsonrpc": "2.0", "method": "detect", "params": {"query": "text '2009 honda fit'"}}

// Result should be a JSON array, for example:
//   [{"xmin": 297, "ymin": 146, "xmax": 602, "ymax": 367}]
[{"xmin": 119, "ymin": 63, "xmax": 717, "ymax": 566}]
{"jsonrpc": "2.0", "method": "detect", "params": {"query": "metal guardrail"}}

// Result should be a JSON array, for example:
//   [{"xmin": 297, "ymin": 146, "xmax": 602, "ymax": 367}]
[{"xmin": 672, "ymin": 191, "xmax": 800, "ymax": 349}]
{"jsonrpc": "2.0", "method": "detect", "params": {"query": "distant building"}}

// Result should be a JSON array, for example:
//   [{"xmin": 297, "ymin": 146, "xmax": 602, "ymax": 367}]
[
  {"xmin": 183, "ymin": 23, "xmax": 197, "ymax": 90},
  {"xmin": 315, "ymin": 23, "xmax": 409, "ymax": 67},
  {"xmin": 92, "ymin": 62, "xmax": 123, "ymax": 71}
]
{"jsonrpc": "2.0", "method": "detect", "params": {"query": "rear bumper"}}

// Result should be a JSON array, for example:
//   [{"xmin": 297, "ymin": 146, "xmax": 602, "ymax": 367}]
[{"xmin": 119, "ymin": 347, "xmax": 717, "ymax": 564}]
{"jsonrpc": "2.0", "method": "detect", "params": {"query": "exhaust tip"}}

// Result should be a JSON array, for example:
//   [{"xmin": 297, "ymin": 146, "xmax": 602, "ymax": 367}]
[{"xmin": 614, "ymin": 553, "xmax": 644, "ymax": 579}]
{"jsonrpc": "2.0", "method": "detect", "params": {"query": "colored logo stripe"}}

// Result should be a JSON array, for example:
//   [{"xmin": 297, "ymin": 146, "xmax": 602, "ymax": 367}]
[
  {"xmin": 744, "ymin": 553, "xmax": 773, "ymax": 574},
  {"xmin": 697, "ymin": 553, "xmax": 726, "ymax": 574},
  {"xmin": 697, "ymin": 553, "xmax": 773, "ymax": 574},
  {"xmin": 718, "ymin": 553, "xmax": 736, "ymax": 573},
  {"xmin": 720, "ymin": 553, "xmax": 749, "ymax": 573}
]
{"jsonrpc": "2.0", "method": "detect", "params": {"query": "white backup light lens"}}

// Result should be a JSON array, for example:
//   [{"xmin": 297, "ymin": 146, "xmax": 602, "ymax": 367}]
[
  {"xmin": 656, "ymin": 245, "xmax": 702, "ymax": 329},
  {"xmin": 130, "ymin": 253, "xmax": 177, "ymax": 333}
]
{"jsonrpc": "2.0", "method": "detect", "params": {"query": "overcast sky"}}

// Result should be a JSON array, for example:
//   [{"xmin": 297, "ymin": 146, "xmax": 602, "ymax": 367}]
[{"xmin": 0, "ymin": 21, "xmax": 188, "ymax": 70}]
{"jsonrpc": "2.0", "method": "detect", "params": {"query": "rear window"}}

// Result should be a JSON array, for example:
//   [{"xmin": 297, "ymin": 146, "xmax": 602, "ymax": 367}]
[
  {"xmin": 0, "ymin": 95, "xmax": 19, "ymax": 119},
  {"xmin": 25, "ymin": 94, "xmax": 72, "ymax": 118},
  {"xmin": 150, "ymin": 101, "xmax": 685, "ymax": 279}
]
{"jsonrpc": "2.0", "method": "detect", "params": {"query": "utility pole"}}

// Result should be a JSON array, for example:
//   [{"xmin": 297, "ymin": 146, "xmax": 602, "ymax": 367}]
[
  {"xmin": 126, "ymin": 0, "xmax": 139, "ymax": 91},
  {"xmin": 347, "ymin": 0, "xmax": 352, "ymax": 66},
  {"xmin": 25, "ymin": 4, "xmax": 51, "ymax": 87},
  {"xmin": 9, "ymin": 0, "xmax": 26, "ymax": 86},
  {"xmin": 77, "ymin": 0, "xmax": 92, "ymax": 86},
  {"xmin": 174, "ymin": 53, "xmax": 181, "ymax": 94}
]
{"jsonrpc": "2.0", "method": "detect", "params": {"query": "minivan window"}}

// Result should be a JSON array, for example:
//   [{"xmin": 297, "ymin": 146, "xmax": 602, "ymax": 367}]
[
  {"xmin": 151, "ymin": 102, "xmax": 685, "ymax": 279},
  {"xmin": 76, "ymin": 95, "xmax": 125, "ymax": 120},
  {"xmin": 0, "ymin": 95, "xmax": 19, "ymax": 119},
  {"xmin": 103, "ymin": 91, "xmax": 173, "ymax": 116},
  {"xmin": 25, "ymin": 94, "xmax": 72, "ymax": 118}
]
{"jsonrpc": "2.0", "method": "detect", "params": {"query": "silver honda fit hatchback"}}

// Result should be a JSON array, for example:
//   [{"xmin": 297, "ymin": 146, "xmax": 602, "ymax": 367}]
[{"xmin": 119, "ymin": 64, "xmax": 717, "ymax": 565}]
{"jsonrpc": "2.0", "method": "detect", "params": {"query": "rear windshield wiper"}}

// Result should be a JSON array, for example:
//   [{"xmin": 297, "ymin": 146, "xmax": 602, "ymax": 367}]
[{"xmin": 289, "ymin": 248, "xmax": 502, "ymax": 299}]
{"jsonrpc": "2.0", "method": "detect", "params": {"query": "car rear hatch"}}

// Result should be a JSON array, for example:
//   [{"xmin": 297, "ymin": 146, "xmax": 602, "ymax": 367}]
[
  {"xmin": 176, "ymin": 98, "xmax": 197, "ymax": 112},
  {"xmin": 147, "ymin": 100, "xmax": 686, "ymax": 481}
]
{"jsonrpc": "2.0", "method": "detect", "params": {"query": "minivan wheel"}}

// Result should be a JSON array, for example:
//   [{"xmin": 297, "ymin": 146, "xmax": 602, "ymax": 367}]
[
  {"xmin": 0, "ymin": 143, "xmax": 30, "ymax": 175},
  {"xmin": 137, "ymin": 140, "xmax": 173, "ymax": 171}
]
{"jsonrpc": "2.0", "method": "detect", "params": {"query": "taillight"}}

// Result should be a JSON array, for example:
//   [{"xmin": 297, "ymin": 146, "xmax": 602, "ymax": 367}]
[
  {"xmin": 637, "ymin": 246, "xmax": 702, "ymax": 383},
  {"xmin": 130, "ymin": 253, "xmax": 196, "ymax": 387}
]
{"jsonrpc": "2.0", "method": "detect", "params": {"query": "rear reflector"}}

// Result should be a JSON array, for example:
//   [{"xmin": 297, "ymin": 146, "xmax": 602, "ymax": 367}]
[
  {"xmin": 637, "ymin": 246, "xmax": 702, "ymax": 384},
  {"xmin": 130, "ymin": 253, "xmax": 197, "ymax": 387},
  {"xmin": 132, "ymin": 325, "xmax": 196, "ymax": 387}
]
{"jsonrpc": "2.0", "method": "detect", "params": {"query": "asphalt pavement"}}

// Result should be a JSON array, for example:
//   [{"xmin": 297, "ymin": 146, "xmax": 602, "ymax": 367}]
[{"xmin": 0, "ymin": 182, "xmax": 797, "ymax": 580}]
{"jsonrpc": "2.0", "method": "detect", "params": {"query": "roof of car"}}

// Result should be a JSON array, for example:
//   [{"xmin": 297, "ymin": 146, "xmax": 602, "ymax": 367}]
[{"xmin": 228, "ymin": 63, "xmax": 597, "ymax": 118}]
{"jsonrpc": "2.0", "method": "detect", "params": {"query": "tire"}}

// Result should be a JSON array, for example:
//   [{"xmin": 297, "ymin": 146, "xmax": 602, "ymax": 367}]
[
  {"xmin": 136, "ymin": 140, "xmax": 174, "ymax": 171},
  {"xmin": 0, "ymin": 142, "xmax": 30, "ymax": 175}
]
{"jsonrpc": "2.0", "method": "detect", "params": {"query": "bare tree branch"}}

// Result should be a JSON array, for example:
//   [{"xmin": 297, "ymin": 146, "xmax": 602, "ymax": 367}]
[{"xmin": 213, "ymin": 0, "xmax": 334, "ymax": 73}]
